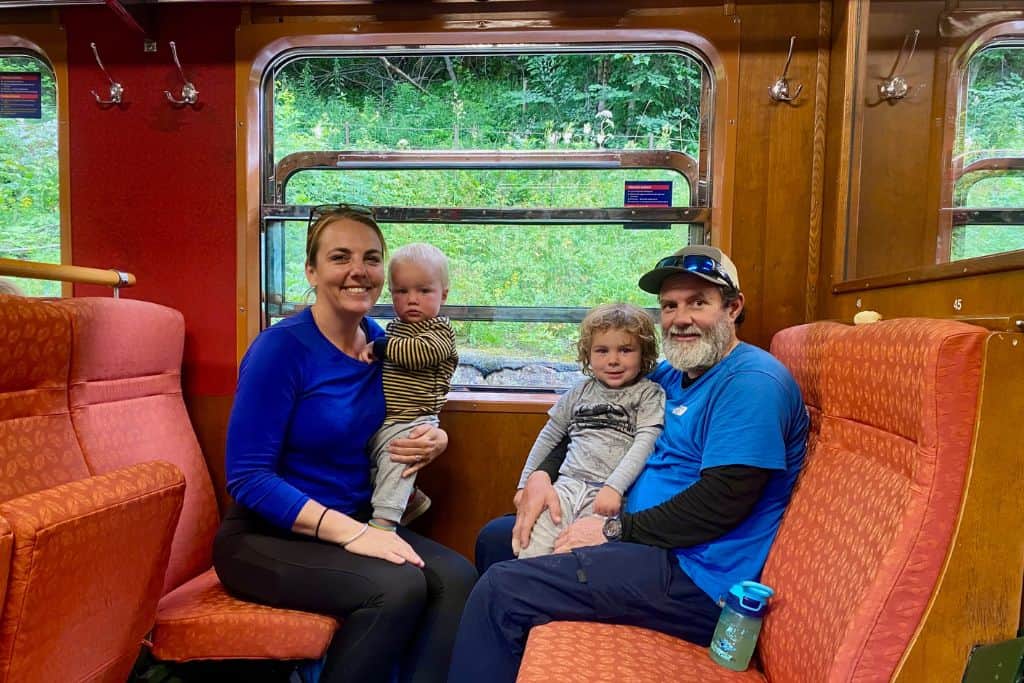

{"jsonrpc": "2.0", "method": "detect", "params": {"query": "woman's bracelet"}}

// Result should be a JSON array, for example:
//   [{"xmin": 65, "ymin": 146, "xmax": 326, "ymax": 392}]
[
  {"xmin": 314, "ymin": 508, "xmax": 330, "ymax": 540},
  {"xmin": 368, "ymin": 519, "xmax": 397, "ymax": 531},
  {"xmin": 339, "ymin": 522, "xmax": 369, "ymax": 547}
]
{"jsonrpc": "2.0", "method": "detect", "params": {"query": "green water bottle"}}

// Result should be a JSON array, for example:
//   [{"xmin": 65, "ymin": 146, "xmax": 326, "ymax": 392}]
[{"xmin": 708, "ymin": 581, "xmax": 774, "ymax": 671}]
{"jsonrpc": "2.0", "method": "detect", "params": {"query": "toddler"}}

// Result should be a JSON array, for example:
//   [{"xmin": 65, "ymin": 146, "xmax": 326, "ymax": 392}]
[
  {"xmin": 359, "ymin": 242, "xmax": 457, "ymax": 527},
  {"xmin": 515, "ymin": 303, "xmax": 665, "ymax": 558}
]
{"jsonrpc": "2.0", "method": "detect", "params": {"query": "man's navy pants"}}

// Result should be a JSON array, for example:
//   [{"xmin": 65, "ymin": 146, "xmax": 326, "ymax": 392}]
[{"xmin": 448, "ymin": 516, "xmax": 721, "ymax": 683}]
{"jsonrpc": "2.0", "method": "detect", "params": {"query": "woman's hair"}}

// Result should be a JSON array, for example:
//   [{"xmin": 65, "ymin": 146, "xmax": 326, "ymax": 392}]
[
  {"xmin": 305, "ymin": 208, "xmax": 387, "ymax": 268},
  {"xmin": 388, "ymin": 242, "xmax": 450, "ymax": 289},
  {"xmin": 576, "ymin": 303, "xmax": 659, "ymax": 378}
]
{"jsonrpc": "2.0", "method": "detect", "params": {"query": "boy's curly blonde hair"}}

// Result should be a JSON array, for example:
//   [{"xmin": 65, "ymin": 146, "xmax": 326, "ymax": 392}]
[{"xmin": 576, "ymin": 303, "xmax": 659, "ymax": 379}]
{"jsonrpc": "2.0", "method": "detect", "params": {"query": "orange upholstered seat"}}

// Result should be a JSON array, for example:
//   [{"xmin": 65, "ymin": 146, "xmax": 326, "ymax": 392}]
[
  {"xmin": 0, "ymin": 294, "xmax": 186, "ymax": 683},
  {"xmin": 519, "ymin": 318, "xmax": 996, "ymax": 682},
  {"xmin": 151, "ymin": 569, "xmax": 337, "ymax": 662},
  {"xmin": 55, "ymin": 297, "xmax": 337, "ymax": 663},
  {"xmin": 520, "ymin": 622, "xmax": 766, "ymax": 683}
]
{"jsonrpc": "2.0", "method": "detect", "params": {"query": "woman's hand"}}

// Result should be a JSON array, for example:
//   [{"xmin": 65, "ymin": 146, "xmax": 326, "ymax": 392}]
[
  {"xmin": 345, "ymin": 526, "xmax": 424, "ymax": 567},
  {"xmin": 389, "ymin": 424, "xmax": 448, "ymax": 477},
  {"xmin": 592, "ymin": 486, "xmax": 622, "ymax": 517},
  {"xmin": 356, "ymin": 342, "xmax": 376, "ymax": 364},
  {"xmin": 553, "ymin": 515, "xmax": 606, "ymax": 554},
  {"xmin": 512, "ymin": 471, "xmax": 562, "ymax": 554}
]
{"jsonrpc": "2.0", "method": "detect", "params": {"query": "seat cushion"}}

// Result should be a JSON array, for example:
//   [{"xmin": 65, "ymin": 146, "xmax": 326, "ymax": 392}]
[
  {"xmin": 152, "ymin": 568, "xmax": 338, "ymax": 662},
  {"xmin": 518, "ymin": 622, "xmax": 767, "ymax": 682}
]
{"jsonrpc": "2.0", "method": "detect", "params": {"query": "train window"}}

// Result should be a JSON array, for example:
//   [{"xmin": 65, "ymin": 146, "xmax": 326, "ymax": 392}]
[
  {"xmin": 0, "ymin": 52, "xmax": 59, "ymax": 296},
  {"xmin": 262, "ymin": 49, "xmax": 710, "ymax": 389},
  {"xmin": 950, "ymin": 44, "xmax": 1024, "ymax": 261}
]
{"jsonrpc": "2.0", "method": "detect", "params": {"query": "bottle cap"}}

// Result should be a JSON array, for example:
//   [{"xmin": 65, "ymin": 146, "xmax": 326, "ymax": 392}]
[{"xmin": 725, "ymin": 581, "xmax": 774, "ymax": 618}]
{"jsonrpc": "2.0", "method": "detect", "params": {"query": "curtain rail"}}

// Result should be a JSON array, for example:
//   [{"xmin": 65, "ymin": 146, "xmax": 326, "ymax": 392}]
[{"xmin": 0, "ymin": 258, "xmax": 135, "ymax": 290}]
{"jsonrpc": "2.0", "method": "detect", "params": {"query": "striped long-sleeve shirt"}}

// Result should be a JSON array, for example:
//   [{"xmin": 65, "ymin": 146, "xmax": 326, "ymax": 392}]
[{"xmin": 372, "ymin": 316, "xmax": 458, "ymax": 425}]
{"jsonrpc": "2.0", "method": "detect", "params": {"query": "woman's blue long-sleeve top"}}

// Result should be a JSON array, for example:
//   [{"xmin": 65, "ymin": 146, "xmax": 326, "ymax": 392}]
[{"xmin": 226, "ymin": 308, "xmax": 387, "ymax": 530}]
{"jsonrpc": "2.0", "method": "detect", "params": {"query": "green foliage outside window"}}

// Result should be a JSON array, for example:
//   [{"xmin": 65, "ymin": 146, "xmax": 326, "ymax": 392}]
[
  {"xmin": 270, "ymin": 52, "xmax": 703, "ymax": 363},
  {"xmin": 952, "ymin": 45, "xmax": 1024, "ymax": 261},
  {"xmin": 0, "ymin": 54, "xmax": 59, "ymax": 296}
]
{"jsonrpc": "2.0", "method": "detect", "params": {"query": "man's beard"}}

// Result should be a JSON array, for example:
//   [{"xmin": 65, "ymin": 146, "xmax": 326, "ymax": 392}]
[{"xmin": 662, "ymin": 316, "xmax": 733, "ymax": 374}]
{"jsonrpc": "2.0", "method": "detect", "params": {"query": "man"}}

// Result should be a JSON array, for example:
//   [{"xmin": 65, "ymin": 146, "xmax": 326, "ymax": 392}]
[{"xmin": 447, "ymin": 245, "xmax": 809, "ymax": 683}]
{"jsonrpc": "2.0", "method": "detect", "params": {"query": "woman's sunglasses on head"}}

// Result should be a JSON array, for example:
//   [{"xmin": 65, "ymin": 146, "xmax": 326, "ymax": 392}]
[{"xmin": 307, "ymin": 203, "xmax": 375, "ymax": 234}]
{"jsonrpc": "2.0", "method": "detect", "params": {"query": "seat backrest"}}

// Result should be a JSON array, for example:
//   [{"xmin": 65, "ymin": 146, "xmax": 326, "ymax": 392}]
[
  {"xmin": 54, "ymin": 298, "xmax": 220, "ymax": 594},
  {"xmin": 762, "ymin": 319, "xmax": 987, "ymax": 682},
  {"xmin": 0, "ymin": 295, "xmax": 90, "ymax": 502},
  {"xmin": 768, "ymin": 320, "xmax": 843, "ymax": 454}
]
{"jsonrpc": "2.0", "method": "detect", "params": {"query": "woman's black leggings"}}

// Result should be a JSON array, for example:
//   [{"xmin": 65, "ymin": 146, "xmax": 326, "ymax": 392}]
[{"xmin": 213, "ymin": 504, "xmax": 477, "ymax": 683}]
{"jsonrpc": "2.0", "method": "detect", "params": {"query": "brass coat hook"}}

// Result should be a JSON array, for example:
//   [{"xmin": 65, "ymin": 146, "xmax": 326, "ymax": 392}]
[
  {"xmin": 164, "ymin": 41, "xmax": 198, "ymax": 106},
  {"xmin": 769, "ymin": 36, "xmax": 804, "ymax": 104},
  {"xmin": 879, "ymin": 29, "xmax": 920, "ymax": 102},
  {"xmin": 89, "ymin": 42, "xmax": 123, "ymax": 106}
]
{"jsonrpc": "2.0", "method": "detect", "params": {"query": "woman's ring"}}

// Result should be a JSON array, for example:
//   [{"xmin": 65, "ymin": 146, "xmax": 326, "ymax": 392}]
[{"xmin": 416, "ymin": 454, "xmax": 425, "ymax": 463}]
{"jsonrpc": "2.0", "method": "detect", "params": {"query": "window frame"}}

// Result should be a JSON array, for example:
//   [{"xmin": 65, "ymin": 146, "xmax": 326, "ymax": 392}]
[
  {"xmin": 0, "ymin": 29, "xmax": 70, "ymax": 295},
  {"xmin": 939, "ymin": 23, "xmax": 1024, "ymax": 263},
  {"xmin": 257, "ymin": 45, "xmax": 714, "ymax": 370},
  {"xmin": 236, "ymin": 20, "xmax": 739, "ymax": 366}
]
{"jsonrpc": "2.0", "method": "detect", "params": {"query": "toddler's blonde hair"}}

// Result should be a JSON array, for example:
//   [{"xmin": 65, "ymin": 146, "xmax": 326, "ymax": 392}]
[{"xmin": 576, "ymin": 303, "xmax": 659, "ymax": 378}]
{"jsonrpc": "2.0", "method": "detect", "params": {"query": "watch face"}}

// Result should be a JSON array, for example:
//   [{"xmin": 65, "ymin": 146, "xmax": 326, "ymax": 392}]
[{"xmin": 603, "ymin": 516, "xmax": 622, "ymax": 541}]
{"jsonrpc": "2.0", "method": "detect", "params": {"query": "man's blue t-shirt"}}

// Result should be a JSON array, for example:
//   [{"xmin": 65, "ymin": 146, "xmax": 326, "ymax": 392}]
[
  {"xmin": 225, "ymin": 308, "xmax": 386, "ymax": 529},
  {"xmin": 625, "ymin": 343, "xmax": 809, "ymax": 603}
]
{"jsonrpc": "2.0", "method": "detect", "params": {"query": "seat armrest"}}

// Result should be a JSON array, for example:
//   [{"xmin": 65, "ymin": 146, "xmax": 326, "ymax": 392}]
[{"xmin": 0, "ymin": 461, "xmax": 185, "ymax": 683}]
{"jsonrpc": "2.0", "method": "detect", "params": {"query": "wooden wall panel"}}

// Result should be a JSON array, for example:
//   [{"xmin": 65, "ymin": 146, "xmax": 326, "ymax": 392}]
[
  {"xmin": 821, "ymin": 269, "xmax": 1024, "ymax": 324},
  {"xmin": 731, "ymin": 1, "xmax": 822, "ymax": 347},
  {"xmin": 849, "ymin": 0, "xmax": 946, "ymax": 279},
  {"xmin": 820, "ymin": 4, "xmax": 1024, "ymax": 327},
  {"xmin": 414, "ymin": 398, "xmax": 552, "ymax": 561},
  {"xmin": 818, "ymin": 0, "xmax": 861, "ymax": 307}
]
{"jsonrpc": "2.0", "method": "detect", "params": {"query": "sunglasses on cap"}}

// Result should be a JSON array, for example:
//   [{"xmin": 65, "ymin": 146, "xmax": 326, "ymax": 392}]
[
  {"xmin": 307, "ymin": 203, "xmax": 375, "ymax": 234},
  {"xmin": 655, "ymin": 253, "xmax": 737, "ymax": 291}
]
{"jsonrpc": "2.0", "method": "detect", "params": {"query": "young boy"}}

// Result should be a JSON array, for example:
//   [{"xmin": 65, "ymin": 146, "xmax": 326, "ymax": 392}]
[
  {"xmin": 514, "ymin": 303, "xmax": 665, "ymax": 559},
  {"xmin": 359, "ymin": 242, "xmax": 458, "ymax": 527}
]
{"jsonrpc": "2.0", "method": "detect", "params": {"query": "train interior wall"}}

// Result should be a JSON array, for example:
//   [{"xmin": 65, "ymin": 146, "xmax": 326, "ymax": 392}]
[{"xmin": 1, "ymin": 1, "xmax": 1021, "ymax": 559}]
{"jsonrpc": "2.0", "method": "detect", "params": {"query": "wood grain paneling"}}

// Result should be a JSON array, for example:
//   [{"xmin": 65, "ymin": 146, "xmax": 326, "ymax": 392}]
[
  {"xmin": 413, "ymin": 402, "xmax": 552, "ymax": 561},
  {"xmin": 851, "ymin": 0, "xmax": 946, "ymax": 279},
  {"xmin": 821, "ymin": 267, "xmax": 1024, "ymax": 323},
  {"xmin": 818, "ymin": 0, "xmax": 862, "ymax": 315},
  {"xmin": 730, "ymin": 1, "xmax": 821, "ymax": 347}
]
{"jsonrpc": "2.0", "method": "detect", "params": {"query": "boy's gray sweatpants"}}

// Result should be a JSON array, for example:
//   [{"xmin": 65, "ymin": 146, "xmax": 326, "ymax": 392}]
[
  {"xmin": 517, "ymin": 476, "xmax": 603, "ymax": 559},
  {"xmin": 369, "ymin": 414, "xmax": 438, "ymax": 522}
]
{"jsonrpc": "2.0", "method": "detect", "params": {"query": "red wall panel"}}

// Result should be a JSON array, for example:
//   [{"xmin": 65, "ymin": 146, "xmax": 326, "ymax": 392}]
[{"xmin": 63, "ymin": 4, "xmax": 240, "ymax": 396}]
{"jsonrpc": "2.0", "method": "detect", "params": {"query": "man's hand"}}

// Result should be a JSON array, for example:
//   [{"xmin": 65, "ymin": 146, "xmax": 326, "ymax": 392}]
[
  {"xmin": 512, "ymin": 471, "xmax": 562, "ymax": 554},
  {"xmin": 553, "ymin": 515, "xmax": 606, "ymax": 554},
  {"xmin": 592, "ymin": 486, "xmax": 622, "ymax": 516}
]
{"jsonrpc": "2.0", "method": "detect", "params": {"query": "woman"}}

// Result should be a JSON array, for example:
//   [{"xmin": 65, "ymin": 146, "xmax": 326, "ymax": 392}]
[{"xmin": 214, "ymin": 206, "xmax": 477, "ymax": 683}]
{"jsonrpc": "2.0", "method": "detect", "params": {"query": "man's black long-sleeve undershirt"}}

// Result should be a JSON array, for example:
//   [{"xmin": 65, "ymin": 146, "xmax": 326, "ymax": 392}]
[{"xmin": 535, "ymin": 438, "xmax": 771, "ymax": 549}]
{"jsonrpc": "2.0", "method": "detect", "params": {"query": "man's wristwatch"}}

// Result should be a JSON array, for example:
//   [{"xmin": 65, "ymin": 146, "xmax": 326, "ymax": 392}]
[{"xmin": 602, "ymin": 515, "xmax": 623, "ymax": 542}]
